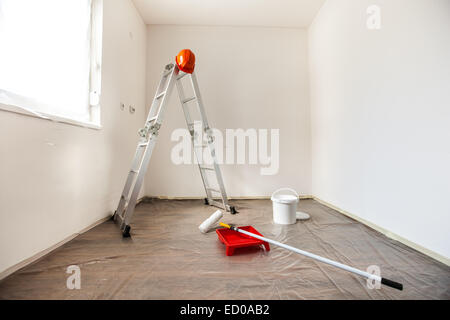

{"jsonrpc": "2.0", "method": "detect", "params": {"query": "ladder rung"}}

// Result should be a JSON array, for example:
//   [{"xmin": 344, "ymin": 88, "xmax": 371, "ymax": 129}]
[
  {"xmin": 148, "ymin": 116, "xmax": 158, "ymax": 123},
  {"xmin": 156, "ymin": 91, "xmax": 166, "ymax": 99},
  {"xmin": 194, "ymin": 144, "xmax": 207, "ymax": 148},
  {"xmin": 209, "ymin": 199, "xmax": 226, "ymax": 210},
  {"xmin": 182, "ymin": 96, "xmax": 196, "ymax": 104},
  {"xmin": 200, "ymin": 166, "xmax": 215, "ymax": 171},
  {"xmin": 187, "ymin": 121, "xmax": 203, "ymax": 128},
  {"xmin": 207, "ymin": 188, "xmax": 222, "ymax": 194},
  {"xmin": 130, "ymin": 169, "xmax": 138, "ymax": 173},
  {"xmin": 138, "ymin": 142, "xmax": 148, "ymax": 147},
  {"xmin": 177, "ymin": 72, "xmax": 188, "ymax": 80}
]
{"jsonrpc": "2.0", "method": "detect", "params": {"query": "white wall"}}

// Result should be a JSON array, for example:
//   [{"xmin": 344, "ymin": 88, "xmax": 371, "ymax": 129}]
[
  {"xmin": 309, "ymin": 0, "xmax": 450, "ymax": 258},
  {"xmin": 0, "ymin": 0, "xmax": 147, "ymax": 274},
  {"xmin": 144, "ymin": 25, "xmax": 311, "ymax": 198}
]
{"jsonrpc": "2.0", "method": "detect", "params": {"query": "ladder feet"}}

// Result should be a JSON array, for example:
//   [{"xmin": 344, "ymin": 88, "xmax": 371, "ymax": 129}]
[
  {"xmin": 122, "ymin": 225, "xmax": 131, "ymax": 238},
  {"xmin": 204, "ymin": 198, "xmax": 209, "ymax": 205},
  {"xmin": 230, "ymin": 206, "xmax": 237, "ymax": 214}
]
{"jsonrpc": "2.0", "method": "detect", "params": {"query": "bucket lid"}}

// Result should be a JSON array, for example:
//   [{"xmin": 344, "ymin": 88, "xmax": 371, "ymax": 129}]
[
  {"xmin": 271, "ymin": 194, "xmax": 299, "ymax": 204},
  {"xmin": 271, "ymin": 187, "xmax": 299, "ymax": 204}
]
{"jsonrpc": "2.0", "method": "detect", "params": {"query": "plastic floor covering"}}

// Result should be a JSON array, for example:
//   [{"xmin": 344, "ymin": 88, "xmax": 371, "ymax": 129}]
[{"xmin": 0, "ymin": 199, "xmax": 449, "ymax": 299}]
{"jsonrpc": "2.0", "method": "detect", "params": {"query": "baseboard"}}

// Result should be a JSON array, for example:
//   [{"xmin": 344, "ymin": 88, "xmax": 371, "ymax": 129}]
[
  {"xmin": 143, "ymin": 195, "xmax": 314, "ymax": 200},
  {"xmin": 313, "ymin": 196, "xmax": 450, "ymax": 266},
  {"xmin": 0, "ymin": 197, "xmax": 146, "ymax": 281}
]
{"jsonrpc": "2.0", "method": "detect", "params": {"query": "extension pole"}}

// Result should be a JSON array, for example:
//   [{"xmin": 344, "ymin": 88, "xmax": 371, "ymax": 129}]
[{"xmin": 219, "ymin": 223, "xmax": 403, "ymax": 291}]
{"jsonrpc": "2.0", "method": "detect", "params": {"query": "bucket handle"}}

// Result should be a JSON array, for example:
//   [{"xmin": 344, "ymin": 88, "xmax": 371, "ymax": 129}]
[{"xmin": 271, "ymin": 187, "xmax": 299, "ymax": 200}]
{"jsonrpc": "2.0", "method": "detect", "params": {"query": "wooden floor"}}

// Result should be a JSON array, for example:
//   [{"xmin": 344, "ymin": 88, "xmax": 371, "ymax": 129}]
[{"xmin": 0, "ymin": 199, "xmax": 449, "ymax": 299}]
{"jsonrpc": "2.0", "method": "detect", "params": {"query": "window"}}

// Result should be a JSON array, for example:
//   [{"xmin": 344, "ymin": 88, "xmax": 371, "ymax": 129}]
[{"xmin": 0, "ymin": 0, "xmax": 102, "ymax": 128}]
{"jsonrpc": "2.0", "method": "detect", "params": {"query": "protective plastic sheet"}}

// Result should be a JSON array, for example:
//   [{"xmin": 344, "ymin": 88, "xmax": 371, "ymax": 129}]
[{"xmin": 0, "ymin": 199, "xmax": 449, "ymax": 299}]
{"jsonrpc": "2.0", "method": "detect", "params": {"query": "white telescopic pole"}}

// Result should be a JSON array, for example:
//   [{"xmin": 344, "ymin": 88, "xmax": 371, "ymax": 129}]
[{"xmin": 220, "ymin": 223, "xmax": 403, "ymax": 291}]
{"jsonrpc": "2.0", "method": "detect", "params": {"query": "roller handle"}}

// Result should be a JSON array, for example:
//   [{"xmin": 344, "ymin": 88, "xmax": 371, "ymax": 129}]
[
  {"xmin": 220, "ymin": 222, "xmax": 404, "ymax": 291},
  {"xmin": 381, "ymin": 278, "xmax": 403, "ymax": 291}
]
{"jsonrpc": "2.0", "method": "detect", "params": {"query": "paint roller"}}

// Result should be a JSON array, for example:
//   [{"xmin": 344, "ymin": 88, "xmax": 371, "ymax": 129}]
[
  {"xmin": 198, "ymin": 210, "xmax": 223, "ymax": 233},
  {"xmin": 219, "ymin": 222, "xmax": 403, "ymax": 291}
]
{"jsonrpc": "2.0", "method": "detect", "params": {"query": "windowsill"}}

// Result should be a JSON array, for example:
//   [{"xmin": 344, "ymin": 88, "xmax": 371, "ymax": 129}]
[{"xmin": 0, "ymin": 103, "xmax": 102, "ymax": 130}]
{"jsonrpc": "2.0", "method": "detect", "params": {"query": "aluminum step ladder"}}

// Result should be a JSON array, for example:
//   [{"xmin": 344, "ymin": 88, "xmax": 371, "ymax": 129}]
[{"xmin": 113, "ymin": 63, "xmax": 237, "ymax": 237}]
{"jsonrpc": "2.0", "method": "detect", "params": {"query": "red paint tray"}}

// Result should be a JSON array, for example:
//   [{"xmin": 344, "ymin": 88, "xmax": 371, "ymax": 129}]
[{"xmin": 216, "ymin": 226, "xmax": 270, "ymax": 256}]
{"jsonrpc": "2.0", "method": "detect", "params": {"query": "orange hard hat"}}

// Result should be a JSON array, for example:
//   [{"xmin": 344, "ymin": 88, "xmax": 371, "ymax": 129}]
[{"xmin": 176, "ymin": 49, "xmax": 196, "ymax": 74}]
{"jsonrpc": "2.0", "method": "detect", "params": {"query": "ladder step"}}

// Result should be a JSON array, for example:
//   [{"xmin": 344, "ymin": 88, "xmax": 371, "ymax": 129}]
[
  {"xmin": 207, "ymin": 188, "xmax": 222, "ymax": 194},
  {"xmin": 148, "ymin": 116, "xmax": 158, "ymax": 123},
  {"xmin": 130, "ymin": 169, "xmax": 138, "ymax": 173},
  {"xmin": 187, "ymin": 121, "xmax": 204, "ymax": 128},
  {"xmin": 177, "ymin": 72, "xmax": 189, "ymax": 80},
  {"xmin": 200, "ymin": 166, "xmax": 215, "ymax": 171},
  {"xmin": 209, "ymin": 199, "xmax": 226, "ymax": 210},
  {"xmin": 156, "ymin": 91, "xmax": 166, "ymax": 99},
  {"xmin": 138, "ymin": 142, "xmax": 148, "ymax": 147},
  {"xmin": 182, "ymin": 96, "xmax": 196, "ymax": 104}
]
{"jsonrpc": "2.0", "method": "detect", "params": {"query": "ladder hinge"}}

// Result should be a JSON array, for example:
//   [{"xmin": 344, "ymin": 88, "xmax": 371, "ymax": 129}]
[
  {"xmin": 138, "ymin": 128, "xmax": 147, "ymax": 138},
  {"xmin": 138, "ymin": 122, "xmax": 161, "ymax": 139},
  {"xmin": 149, "ymin": 123, "xmax": 161, "ymax": 136}
]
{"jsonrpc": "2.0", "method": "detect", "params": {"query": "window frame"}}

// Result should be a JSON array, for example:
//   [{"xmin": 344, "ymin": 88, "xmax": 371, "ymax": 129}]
[{"xmin": 0, "ymin": 0, "xmax": 103, "ymax": 130}]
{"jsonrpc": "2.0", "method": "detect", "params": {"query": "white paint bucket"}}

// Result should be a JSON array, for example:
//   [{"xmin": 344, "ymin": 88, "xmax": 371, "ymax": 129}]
[{"xmin": 271, "ymin": 188, "xmax": 299, "ymax": 225}]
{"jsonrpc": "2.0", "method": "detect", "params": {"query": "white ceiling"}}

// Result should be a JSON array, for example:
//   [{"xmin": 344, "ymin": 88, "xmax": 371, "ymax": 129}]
[{"xmin": 131, "ymin": 0, "xmax": 325, "ymax": 28}]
